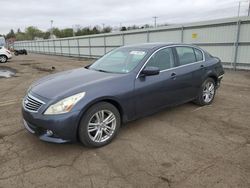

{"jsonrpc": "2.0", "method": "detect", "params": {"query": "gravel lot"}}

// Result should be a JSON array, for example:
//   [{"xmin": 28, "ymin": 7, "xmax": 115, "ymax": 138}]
[{"xmin": 0, "ymin": 54, "xmax": 249, "ymax": 188}]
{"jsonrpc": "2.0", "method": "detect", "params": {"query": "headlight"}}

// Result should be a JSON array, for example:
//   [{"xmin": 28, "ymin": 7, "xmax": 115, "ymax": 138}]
[{"xmin": 44, "ymin": 92, "xmax": 85, "ymax": 115}]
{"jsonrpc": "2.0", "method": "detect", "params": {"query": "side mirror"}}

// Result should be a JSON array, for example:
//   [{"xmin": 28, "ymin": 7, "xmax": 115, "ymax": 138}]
[{"xmin": 140, "ymin": 66, "xmax": 160, "ymax": 76}]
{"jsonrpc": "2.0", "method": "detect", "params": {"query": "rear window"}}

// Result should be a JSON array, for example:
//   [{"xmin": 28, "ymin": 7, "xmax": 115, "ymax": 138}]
[
  {"xmin": 176, "ymin": 47, "xmax": 196, "ymax": 65},
  {"xmin": 194, "ymin": 48, "xmax": 203, "ymax": 61}
]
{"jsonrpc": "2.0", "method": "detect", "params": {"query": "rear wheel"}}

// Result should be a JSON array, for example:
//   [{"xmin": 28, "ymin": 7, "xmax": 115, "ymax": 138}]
[
  {"xmin": 194, "ymin": 78, "xmax": 216, "ymax": 106},
  {"xmin": 78, "ymin": 102, "xmax": 121, "ymax": 147},
  {"xmin": 0, "ymin": 55, "xmax": 7, "ymax": 63}
]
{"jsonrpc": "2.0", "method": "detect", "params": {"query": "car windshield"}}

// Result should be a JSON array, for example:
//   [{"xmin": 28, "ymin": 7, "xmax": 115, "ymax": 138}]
[{"xmin": 89, "ymin": 47, "xmax": 147, "ymax": 73}]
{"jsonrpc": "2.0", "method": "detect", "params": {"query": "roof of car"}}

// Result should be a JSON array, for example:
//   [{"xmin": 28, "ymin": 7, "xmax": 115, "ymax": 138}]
[{"xmin": 123, "ymin": 42, "xmax": 188, "ymax": 50}]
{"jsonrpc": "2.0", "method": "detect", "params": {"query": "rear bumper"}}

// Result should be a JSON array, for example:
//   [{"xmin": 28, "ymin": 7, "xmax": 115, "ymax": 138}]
[
  {"xmin": 22, "ymin": 108, "xmax": 81, "ymax": 143},
  {"xmin": 216, "ymin": 74, "xmax": 223, "ymax": 88}
]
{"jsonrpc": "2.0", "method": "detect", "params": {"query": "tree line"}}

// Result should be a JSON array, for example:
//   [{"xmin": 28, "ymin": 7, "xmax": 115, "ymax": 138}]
[
  {"xmin": 2, "ymin": 26, "xmax": 112, "ymax": 41},
  {"xmin": 1, "ymin": 23, "xmax": 168, "ymax": 41}
]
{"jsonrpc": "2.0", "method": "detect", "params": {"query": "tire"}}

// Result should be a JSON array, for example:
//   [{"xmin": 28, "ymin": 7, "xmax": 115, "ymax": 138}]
[
  {"xmin": 194, "ymin": 78, "xmax": 216, "ymax": 106},
  {"xmin": 0, "ymin": 55, "xmax": 8, "ymax": 63},
  {"xmin": 78, "ymin": 102, "xmax": 121, "ymax": 147},
  {"xmin": 14, "ymin": 52, "xmax": 19, "ymax": 56}
]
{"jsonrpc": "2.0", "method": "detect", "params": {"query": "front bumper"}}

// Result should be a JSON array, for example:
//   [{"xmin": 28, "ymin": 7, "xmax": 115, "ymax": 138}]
[{"xmin": 22, "ymin": 108, "xmax": 81, "ymax": 143}]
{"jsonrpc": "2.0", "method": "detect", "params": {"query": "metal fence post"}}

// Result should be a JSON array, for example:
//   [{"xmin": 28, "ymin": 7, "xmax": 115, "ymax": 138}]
[
  {"xmin": 104, "ymin": 34, "xmax": 107, "ymax": 54},
  {"xmin": 53, "ymin": 40, "xmax": 56, "ymax": 55},
  {"xmin": 68, "ymin": 39, "xmax": 71, "ymax": 57},
  {"xmin": 147, "ymin": 30, "xmax": 150, "ymax": 43},
  {"xmin": 38, "ymin": 41, "xmax": 40, "ymax": 53},
  {"xmin": 36, "ymin": 41, "xmax": 41, "ymax": 54},
  {"xmin": 233, "ymin": 20, "xmax": 241, "ymax": 71},
  {"xmin": 48, "ymin": 40, "xmax": 51, "ymax": 54},
  {"xmin": 122, "ymin": 33, "xmax": 125, "ymax": 46},
  {"xmin": 43, "ymin": 41, "xmax": 45, "ymax": 54},
  {"xmin": 37, "ymin": 42, "xmax": 39, "ymax": 53},
  {"xmin": 77, "ymin": 38, "xmax": 80, "ymax": 57},
  {"xmin": 60, "ymin": 40, "xmax": 63, "ymax": 55},
  {"xmin": 88, "ymin": 37, "xmax": 92, "ymax": 58},
  {"xmin": 181, "ymin": 26, "xmax": 184, "ymax": 43}
]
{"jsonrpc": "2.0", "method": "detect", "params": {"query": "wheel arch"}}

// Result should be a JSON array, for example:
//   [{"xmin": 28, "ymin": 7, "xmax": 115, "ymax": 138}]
[
  {"xmin": 76, "ymin": 97, "xmax": 125, "ymax": 141},
  {"xmin": 207, "ymin": 74, "xmax": 218, "ymax": 86},
  {"xmin": 204, "ymin": 70, "xmax": 218, "ymax": 86}
]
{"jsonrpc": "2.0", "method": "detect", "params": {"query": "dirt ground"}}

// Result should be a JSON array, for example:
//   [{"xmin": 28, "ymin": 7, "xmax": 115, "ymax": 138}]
[{"xmin": 0, "ymin": 53, "xmax": 249, "ymax": 188}]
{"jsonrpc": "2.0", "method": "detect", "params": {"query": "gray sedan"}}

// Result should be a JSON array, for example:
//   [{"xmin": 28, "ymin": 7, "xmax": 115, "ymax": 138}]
[{"xmin": 22, "ymin": 43, "xmax": 224, "ymax": 147}]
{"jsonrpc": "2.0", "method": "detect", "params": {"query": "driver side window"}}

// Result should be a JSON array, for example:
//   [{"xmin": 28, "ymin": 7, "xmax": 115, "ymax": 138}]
[{"xmin": 146, "ymin": 48, "xmax": 174, "ymax": 71}]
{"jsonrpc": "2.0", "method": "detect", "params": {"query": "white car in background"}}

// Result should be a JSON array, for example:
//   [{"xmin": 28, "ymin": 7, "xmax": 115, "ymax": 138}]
[{"xmin": 0, "ymin": 46, "xmax": 12, "ymax": 63}]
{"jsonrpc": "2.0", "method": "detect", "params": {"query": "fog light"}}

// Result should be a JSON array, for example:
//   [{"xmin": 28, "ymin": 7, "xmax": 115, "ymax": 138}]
[{"xmin": 46, "ymin": 130, "xmax": 53, "ymax": 136}]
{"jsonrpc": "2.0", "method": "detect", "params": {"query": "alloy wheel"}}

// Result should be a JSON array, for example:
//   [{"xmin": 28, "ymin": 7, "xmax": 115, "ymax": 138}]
[
  {"xmin": 203, "ymin": 81, "xmax": 215, "ymax": 103},
  {"xmin": 0, "ymin": 56, "xmax": 7, "ymax": 63},
  {"xmin": 87, "ymin": 110, "xmax": 116, "ymax": 143}
]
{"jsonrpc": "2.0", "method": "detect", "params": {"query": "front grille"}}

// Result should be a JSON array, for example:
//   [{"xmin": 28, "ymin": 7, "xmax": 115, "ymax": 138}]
[{"xmin": 23, "ymin": 94, "xmax": 45, "ymax": 113}]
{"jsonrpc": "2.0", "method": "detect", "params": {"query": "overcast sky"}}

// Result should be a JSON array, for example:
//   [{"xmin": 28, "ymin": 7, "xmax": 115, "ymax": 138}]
[{"xmin": 0, "ymin": 0, "xmax": 249, "ymax": 34}]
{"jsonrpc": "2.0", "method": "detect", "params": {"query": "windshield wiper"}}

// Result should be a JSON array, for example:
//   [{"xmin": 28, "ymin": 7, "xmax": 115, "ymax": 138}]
[
  {"xmin": 90, "ymin": 68, "xmax": 124, "ymax": 74},
  {"xmin": 98, "ymin": 69, "xmax": 110, "ymax": 73},
  {"xmin": 92, "ymin": 68, "xmax": 111, "ymax": 73}
]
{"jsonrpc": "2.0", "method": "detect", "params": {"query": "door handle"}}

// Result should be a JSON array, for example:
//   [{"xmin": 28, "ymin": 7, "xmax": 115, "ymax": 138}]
[
  {"xmin": 170, "ymin": 72, "xmax": 176, "ymax": 80},
  {"xmin": 200, "ymin": 64, "xmax": 204, "ymax": 68}
]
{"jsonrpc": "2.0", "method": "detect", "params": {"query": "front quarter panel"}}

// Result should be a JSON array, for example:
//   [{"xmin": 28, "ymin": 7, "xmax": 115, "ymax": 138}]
[{"xmin": 72, "ymin": 73, "xmax": 135, "ymax": 123}]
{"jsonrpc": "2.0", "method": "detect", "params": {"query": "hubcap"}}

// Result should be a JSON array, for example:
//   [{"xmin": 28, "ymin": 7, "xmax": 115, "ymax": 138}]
[
  {"xmin": 203, "ymin": 82, "xmax": 215, "ymax": 103},
  {"xmin": 0, "ymin": 56, "xmax": 6, "ymax": 63},
  {"xmin": 87, "ymin": 110, "xmax": 116, "ymax": 143}
]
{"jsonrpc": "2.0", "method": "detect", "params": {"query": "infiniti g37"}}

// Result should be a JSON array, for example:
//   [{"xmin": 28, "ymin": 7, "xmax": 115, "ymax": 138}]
[{"xmin": 22, "ymin": 43, "xmax": 224, "ymax": 147}]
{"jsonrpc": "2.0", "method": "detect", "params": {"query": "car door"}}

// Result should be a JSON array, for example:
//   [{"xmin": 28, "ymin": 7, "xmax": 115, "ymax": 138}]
[
  {"xmin": 172, "ymin": 46, "xmax": 206, "ymax": 103},
  {"xmin": 134, "ymin": 47, "xmax": 185, "ymax": 117}
]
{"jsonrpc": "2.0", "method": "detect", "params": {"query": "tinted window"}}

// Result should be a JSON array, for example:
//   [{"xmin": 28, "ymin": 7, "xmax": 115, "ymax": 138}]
[
  {"xmin": 176, "ymin": 47, "xmax": 196, "ymax": 65},
  {"xmin": 194, "ymin": 48, "xmax": 203, "ymax": 61},
  {"xmin": 146, "ymin": 48, "xmax": 174, "ymax": 70}
]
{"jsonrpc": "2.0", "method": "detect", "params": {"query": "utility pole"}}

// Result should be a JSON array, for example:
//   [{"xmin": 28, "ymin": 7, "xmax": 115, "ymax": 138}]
[
  {"xmin": 153, "ymin": 16, "xmax": 158, "ymax": 28},
  {"xmin": 72, "ymin": 25, "xmax": 75, "ymax": 37},
  {"xmin": 248, "ymin": 0, "xmax": 250, "ymax": 16},
  {"xmin": 237, "ymin": 0, "xmax": 249, "ymax": 17},
  {"xmin": 238, "ymin": 1, "xmax": 242, "ymax": 17},
  {"xmin": 50, "ymin": 20, "xmax": 53, "ymax": 38}
]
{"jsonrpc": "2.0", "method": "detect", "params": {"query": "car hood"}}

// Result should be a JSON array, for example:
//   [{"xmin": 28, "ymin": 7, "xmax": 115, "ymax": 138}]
[{"xmin": 30, "ymin": 68, "xmax": 121, "ymax": 99}]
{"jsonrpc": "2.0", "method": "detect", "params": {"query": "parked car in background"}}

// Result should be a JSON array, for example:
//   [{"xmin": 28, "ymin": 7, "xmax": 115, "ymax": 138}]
[
  {"xmin": 0, "ymin": 46, "xmax": 12, "ymax": 63},
  {"xmin": 22, "ymin": 43, "xmax": 224, "ymax": 147},
  {"xmin": 14, "ymin": 49, "xmax": 28, "ymax": 56},
  {"xmin": 0, "ymin": 37, "xmax": 5, "ymax": 46}
]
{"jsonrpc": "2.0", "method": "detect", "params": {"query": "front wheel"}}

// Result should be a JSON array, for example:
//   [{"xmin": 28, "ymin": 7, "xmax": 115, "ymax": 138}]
[
  {"xmin": 0, "ymin": 55, "xmax": 7, "ymax": 63},
  {"xmin": 194, "ymin": 78, "xmax": 216, "ymax": 106},
  {"xmin": 78, "ymin": 102, "xmax": 121, "ymax": 147}
]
